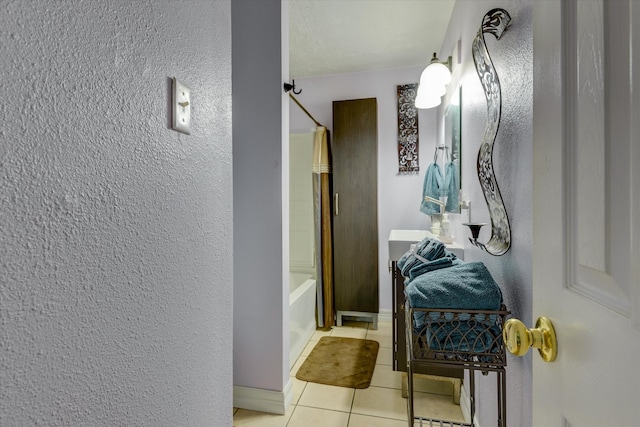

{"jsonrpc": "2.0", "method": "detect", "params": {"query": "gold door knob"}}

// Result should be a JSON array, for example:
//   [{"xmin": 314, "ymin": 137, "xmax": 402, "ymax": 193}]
[{"xmin": 503, "ymin": 317, "xmax": 557, "ymax": 362}]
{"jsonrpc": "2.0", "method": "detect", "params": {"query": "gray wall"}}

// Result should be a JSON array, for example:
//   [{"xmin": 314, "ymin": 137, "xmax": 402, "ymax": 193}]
[
  {"xmin": 0, "ymin": 1, "xmax": 233, "ymax": 425},
  {"xmin": 442, "ymin": 1, "xmax": 533, "ymax": 426},
  {"xmin": 233, "ymin": 0, "xmax": 290, "ymax": 395}
]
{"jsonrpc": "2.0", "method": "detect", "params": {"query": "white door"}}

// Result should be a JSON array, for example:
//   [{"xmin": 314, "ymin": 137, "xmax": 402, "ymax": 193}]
[{"xmin": 532, "ymin": 1, "xmax": 640, "ymax": 426}]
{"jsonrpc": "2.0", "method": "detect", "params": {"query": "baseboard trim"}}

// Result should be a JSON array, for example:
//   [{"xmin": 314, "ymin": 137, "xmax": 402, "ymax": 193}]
[
  {"xmin": 233, "ymin": 380, "xmax": 293, "ymax": 415},
  {"xmin": 378, "ymin": 308, "xmax": 392, "ymax": 323}
]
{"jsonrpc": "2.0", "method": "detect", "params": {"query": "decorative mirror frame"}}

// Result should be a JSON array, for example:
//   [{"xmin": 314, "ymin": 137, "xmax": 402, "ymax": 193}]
[{"xmin": 469, "ymin": 8, "xmax": 512, "ymax": 256}]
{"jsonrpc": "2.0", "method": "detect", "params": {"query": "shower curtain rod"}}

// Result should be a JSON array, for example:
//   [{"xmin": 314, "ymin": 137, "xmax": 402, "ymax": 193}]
[{"xmin": 289, "ymin": 93, "xmax": 323, "ymax": 128}]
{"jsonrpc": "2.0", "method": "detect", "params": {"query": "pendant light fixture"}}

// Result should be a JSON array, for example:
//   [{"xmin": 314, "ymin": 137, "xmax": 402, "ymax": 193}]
[{"xmin": 415, "ymin": 53, "xmax": 452, "ymax": 109}]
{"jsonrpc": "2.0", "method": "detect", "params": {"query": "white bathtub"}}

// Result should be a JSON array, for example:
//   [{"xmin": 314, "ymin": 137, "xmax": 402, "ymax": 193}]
[{"xmin": 289, "ymin": 273, "xmax": 316, "ymax": 369}]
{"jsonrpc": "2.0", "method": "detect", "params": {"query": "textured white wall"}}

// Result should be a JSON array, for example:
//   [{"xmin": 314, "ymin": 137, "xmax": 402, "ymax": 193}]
[
  {"xmin": 0, "ymin": 1, "xmax": 233, "ymax": 425},
  {"xmin": 442, "ymin": 1, "xmax": 533, "ymax": 426},
  {"xmin": 289, "ymin": 67, "xmax": 439, "ymax": 313}
]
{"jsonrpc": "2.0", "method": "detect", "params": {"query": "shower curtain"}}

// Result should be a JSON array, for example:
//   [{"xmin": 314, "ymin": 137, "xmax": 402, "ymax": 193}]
[{"xmin": 312, "ymin": 126, "xmax": 334, "ymax": 328}]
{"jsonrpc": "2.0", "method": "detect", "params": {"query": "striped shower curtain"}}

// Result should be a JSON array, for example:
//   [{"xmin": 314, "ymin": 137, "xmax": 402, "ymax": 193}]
[{"xmin": 312, "ymin": 126, "xmax": 334, "ymax": 328}]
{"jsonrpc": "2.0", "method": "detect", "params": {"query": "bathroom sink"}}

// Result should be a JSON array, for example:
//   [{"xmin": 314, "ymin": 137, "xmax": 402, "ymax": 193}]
[{"xmin": 388, "ymin": 229, "xmax": 464, "ymax": 261}]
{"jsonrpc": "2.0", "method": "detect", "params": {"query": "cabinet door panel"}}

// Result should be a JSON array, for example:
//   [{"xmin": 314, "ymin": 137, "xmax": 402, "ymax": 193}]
[{"xmin": 332, "ymin": 98, "xmax": 379, "ymax": 314}]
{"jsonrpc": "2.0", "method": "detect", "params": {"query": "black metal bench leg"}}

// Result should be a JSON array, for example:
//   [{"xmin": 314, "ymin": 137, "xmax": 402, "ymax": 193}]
[{"xmin": 407, "ymin": 359, "xmax": 414, "ymax": 426}]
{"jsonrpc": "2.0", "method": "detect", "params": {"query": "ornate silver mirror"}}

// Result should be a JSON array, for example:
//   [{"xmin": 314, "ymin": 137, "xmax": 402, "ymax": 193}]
[{"xmin": 466, "ymin": 8, "xmax": 512, "ymax": 256}]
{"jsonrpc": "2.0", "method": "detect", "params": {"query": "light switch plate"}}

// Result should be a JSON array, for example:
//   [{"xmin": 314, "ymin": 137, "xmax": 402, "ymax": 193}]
[{"xmin": 172, "ymin": 78, "xmax": 191, "ymax": 134}]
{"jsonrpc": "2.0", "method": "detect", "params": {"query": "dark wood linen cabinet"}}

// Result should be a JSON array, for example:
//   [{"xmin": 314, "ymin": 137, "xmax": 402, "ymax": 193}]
[{"xmin": 332, "ymin": 98, "xmax": 379, "ymax": 329}]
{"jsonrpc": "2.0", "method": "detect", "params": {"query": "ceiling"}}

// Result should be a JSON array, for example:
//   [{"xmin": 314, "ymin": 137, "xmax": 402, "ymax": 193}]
[{"xmin": 289, "ymin": 0, "xmax": 456, "ymax": 78}]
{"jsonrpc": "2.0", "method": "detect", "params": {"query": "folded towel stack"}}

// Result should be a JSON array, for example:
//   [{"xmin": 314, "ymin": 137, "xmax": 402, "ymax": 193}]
[
  {"xmin": 405, "ymin": 261, "xmax": 503, "ymax": 311},
  {"xmin": 396, "ymin": 237, "xmax": 458, "ymax": 281},
  {"xmin": 404, "ymin": 261, "xmax": 504, "ymax": 354}
]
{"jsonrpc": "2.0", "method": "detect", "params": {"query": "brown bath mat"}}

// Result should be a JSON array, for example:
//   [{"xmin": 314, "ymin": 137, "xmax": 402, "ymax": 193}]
[{"xmin": 295, "ymin": 336, "xmax": 379, "ymax": 389}]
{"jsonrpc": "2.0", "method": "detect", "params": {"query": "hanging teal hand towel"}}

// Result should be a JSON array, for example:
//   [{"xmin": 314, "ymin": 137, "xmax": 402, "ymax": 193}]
[
  {"xmin": 444, "ymin": 161, "xmax": 459, "ymax": 212},
  {"xmin": 420, "ymin": 163, "xmax": 443, "ymax": 215}
]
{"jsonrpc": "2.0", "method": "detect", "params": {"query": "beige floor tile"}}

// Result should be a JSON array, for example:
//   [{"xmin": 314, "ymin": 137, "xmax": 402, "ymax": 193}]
[
  {"xmin": 287, "ymin": 406, "xmax": 350, "ymax": 427},
  {"xmin": 412, "ymin": 391, "xmax": 464, "ymax": 422},
  {"xmin": 312, "ymin": 328, "xmax": 332, "ymax": 341},
  {"xmin": 232, "ymin": 405, "xmax": 294, "ymax": 427},
  {"xmin": 352, "ymin": 386, "xmax": 408, "ymax": 420},
  {"xmin": 340, "ymin": 320, "xmax": 370, "ymax": 329},
  {"xmin": 376, "ymin": 347, "xmax": 393, "ymax": 366},
  {"xmin": 365, "ymin": 331, "xmax": 393, "ymax": 349},
  {"xmin": 301, "ymin": 339, "xmax": 318, "ymax": 357},
  {"xmin": 411, "ymin": 374, "xmax": 455, "ymax": 396},
  {"xmin": 290, "ymin": 377, "xmax": 308, "ymax": 405},
  {"xmin": 348, "ymin": 413, "xmax": 408, "ymax": 427},
  {"xmin": 330, "ymin": 327, "xmax": 367, "ymax": 339},
  {"xmin": 370, "ymin": 365, "xmax": 403, "ymax": 390},
  {"xmin": 290, "ymin": 355, "xmax": 307, "ymax": 377},
  {"xmin": 297, "ymin": 382, "xmax": 355, "ymax": 412},
  {"xmin": 367, "ymin": 321, "xmax": 392, "ymax": 336}
]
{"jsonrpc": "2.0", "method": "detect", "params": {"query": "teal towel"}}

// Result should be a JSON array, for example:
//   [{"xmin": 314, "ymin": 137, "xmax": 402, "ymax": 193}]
[
  {"xmin": 404, "ymin": 261, "xmax": 503, "ymax": 311},
  {"xmin": 444, "ymin": 161, "xmax": 459, "ymax": 212},
  {"xmin": 420, "ymin": 163, "xmax": 443, "ymax": 215},
  {"xmin": 422, "ymin": 312, "xmax": 503, "ymax": 354},
  {"xmin": 397, "ymin": 237, "xmax": 458, "ymax": 281},
  {"xmin": 405, "ymin": 261, "xmax": 504, "ymax": 354}
]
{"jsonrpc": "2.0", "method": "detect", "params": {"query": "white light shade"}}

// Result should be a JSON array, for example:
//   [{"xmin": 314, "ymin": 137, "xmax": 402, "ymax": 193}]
[
  {"xmin": 418, "ymin": 79, "xmax": 446, "ymax": 98},
  {"xmin": 415, "ymin": 87, "xmax": 442, "ymax": 109},
  {"xmin": 419, "ymin": 61, "xmax": 452, "ymax": 87}
]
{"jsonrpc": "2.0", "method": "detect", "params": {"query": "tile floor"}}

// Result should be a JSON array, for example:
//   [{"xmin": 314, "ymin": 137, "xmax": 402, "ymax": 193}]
[{"xmin": 233, "ymin": 319, "xmax": 465, "ymax": 426}]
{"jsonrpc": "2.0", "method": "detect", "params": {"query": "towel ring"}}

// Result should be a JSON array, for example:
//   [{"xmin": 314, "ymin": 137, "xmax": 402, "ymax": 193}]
[{"xmin": 433, "ymin": 145, "xmax": 449, "ymax": 164}]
